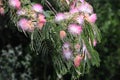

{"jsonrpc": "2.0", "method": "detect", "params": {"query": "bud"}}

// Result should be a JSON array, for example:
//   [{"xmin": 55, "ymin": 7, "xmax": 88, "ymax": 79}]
[
  {"xmin": 88, "ymin": 13, "xmax": 97, "ymax": 23},
  {"xmin": 74, "ymin": 55, "xmax": 83, "ymax": 67},
  {"xmin": 60, "ymin": 30, "xmax": 66, "ymax": 39},
  {"xmin": 0, "ymin": 7, "xmax": 4, "ymax": 15},
  {"xmin": 37, "ymin": 14, "xmax": 46, "ymax": 30}
]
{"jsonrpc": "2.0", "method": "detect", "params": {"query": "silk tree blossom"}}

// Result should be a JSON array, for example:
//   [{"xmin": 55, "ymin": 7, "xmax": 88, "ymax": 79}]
[
  {"xmin": 78, "ymin": 2, "xmax": 93, "ymax": 14},
  {"xmin": 32, "ymin": 4, "xmax": 43, "ymax": 13},
  {"xmin": 70, "ymin": 8, "xmax": 79, "ymax": 14},
  {"xmin": 79, "ymin": 0, "xmax": 84, "ymax": 3},
  {"xmin": 63, "ymin": 49, "xmax": 72, "ymax": 60},
  {"xmin": 87, "ymin": 13, "xmax": 97, "ymax": 23},
  {"xmin": 9, "ymin": 0, "xmax": 21, "ymax": 9},
  {"xmin": 62, "ymin": 42, "xmax": 70, "ymax": 50},
  {"xmin": 62, "ymin": 42, "xmax": 72, "ymax": 59},
  {"xmin": 68, "ymin": 24, "xmax": 82, "ymax": 35},
  {"xmin": 60, "ymin": 30, "xmax": 67, "ymax": 40},
  {"xmin": 16, "ymin": 9, "xmax": 26, "ymax": 16},
  {"xmin": 55, "ymin": 13, "xmax": 66, "ymax": 22},
  {"xmin": 74, "ymin": 55, "xmax": 83, "ymax": 67},
  {"xmin": 0, "ymin": 7, "xmax": 4, "ymax": 15},
  {"xmin": 37, "ymin": 14, "xmax": 46, "ymax": 29},
  {"xmin": 18, "ymin": 18, "xmax": 30, "ymax": 31},
  {"xmin": 75, "ymin": 15, "xmax": 84, "ymax": 24}
]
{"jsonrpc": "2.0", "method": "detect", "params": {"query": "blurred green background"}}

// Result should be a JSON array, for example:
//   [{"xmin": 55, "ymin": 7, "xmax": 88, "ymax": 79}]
[{"xmin": 0, "ymin": 0, "xmax": 120, "ymax": 80}]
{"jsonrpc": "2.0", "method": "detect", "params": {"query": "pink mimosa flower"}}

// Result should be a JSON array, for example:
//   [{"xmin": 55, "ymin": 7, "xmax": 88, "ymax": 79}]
[
  {"xmin": 32, "ymin": 4, "xmax": 43, "ymax": 13},
  {"xmin": 70, "ymin": 8, "xmax": 79, "ymax": 14},
  {"xmin": 78, "ymin": 2, "xmax": 93, "ymax": 14},
  {"xmin": 74, "ymin": 55, "xmax": 83, "ymax": 67},
  {"xmin": 88, "ymin": 13, "xmax": 97, "ymax": 23},
  {"xmin": 63, "ymin": 49, "xmax": 72, "ymax": 60},
  {"xmin": 68, "ymin": 24, "xmax": 82, "ymax": 35},
  {"xmin": 62, "ymin": 42, "xmax": 72, "ymax": 59},
  {"xmin": 37, "ymin": 14, "xmax": 46, "ymax": 29},
  {"xmin": 16, "ymin": 9, "xmax": 26, "ymax": 16},
  {"xmin": 62, "ymin": 42, "xmax": 70, "ymax": 50},
  {"xmin": 0, "ymin": 7, "xmax": 4, "ymax": 15},
  {"xmin": 55, "ymin": 13, "xmax": 65, "ymax": 22},
  {"xmin": 60, "ymin": 30, "xmax": 67, "ymax": 39},
  {"xmin": 79, "ymin": 0, "xmax": 84, "ymax": 3},
  {"xmin": 9, "ymin": 0, "xmax": 21, "ymax": 9},
  {"xmin": 75, "ymin": 15, "xmax": 84, "ymax": 24},
  {"xmin": 18, "ymin": 18, "xmax": 30, "ymax": 31}
]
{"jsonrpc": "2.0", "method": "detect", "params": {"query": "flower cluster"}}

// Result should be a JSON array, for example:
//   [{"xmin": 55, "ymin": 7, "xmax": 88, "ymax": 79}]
[
  {"xmin": 55, "ymin": 0, "xmax": 97, "ymax": 67},
  {"xmin": 7, "ymin": 0, "xmax": 98, "ymax": 68},
  {"xmin": 8, "ymin": 0, "xmax": 46, "ymax": 32}
]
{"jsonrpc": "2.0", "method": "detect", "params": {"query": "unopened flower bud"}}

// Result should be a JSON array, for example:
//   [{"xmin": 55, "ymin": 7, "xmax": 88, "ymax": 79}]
[
  {"xmin": 74, "ymin": 55, "xmax": 83, "ymax": 67},
  {"xmin": 60, "ymin": 30, "xmax": 66, "ymax": 39}
]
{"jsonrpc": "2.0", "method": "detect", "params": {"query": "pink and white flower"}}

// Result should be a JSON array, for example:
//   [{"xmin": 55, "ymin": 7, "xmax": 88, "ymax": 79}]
[
  {"xmin": 18, "ymin": 18, "xmax": 30, "ymax": 31},
  {"xmin": 68, "ymin": 24, "xmax": 82, "ymax": 35},
  {"xmin": 75, "ymin": 15, "xmax": 84, "ymax": 24},
  {"xmin": 78, "ymin": 2, "xmax": 93, "ymax": 14},
  {"xmin": 63, "ymin": 49, "xmax": 72, "ymax": 60},
  {"xmin": 9, "ymin": 0, "xmax": 21, "ymax": 9},
  {"xmin": 32, "ymin": 4, "xmax": 43, "ymax": 13},
  {"xmin": 88, "ymin": 13, "xmax": 97, "ymax": 23},
  {"xmin": 70, "ymin": 8, "xmax": 79, "ymax": 14},
  {"xmin": 62, "ymin": 42, "xmax": 70, "ymax": 50},
  {"xmin": 37, "ymin": 14, "xmax": 46, "ymax": 29},
  {"xmin": 55, "ymin": 13, "xmax": 66, "ymax": 22},
  {"xmin": 74, "ymin": 55, "xmax": 83, "ymax": 67},
  {"xmin": 79, "ymin": 0, "xmax": 84, "ymax": 3},
  {"xmin": 16, "ymin": 9, "xmax": 26, "ymax": 16}
]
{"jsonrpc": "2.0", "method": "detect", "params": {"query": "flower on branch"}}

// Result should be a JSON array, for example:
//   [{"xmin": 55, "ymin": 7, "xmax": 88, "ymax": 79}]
[
  {"xmin": 9, "ymin": 0, "xmax": 21, "ymax": 9},
  {"xmin": 32, "ymin": 4, "xmax": 43, "ymax": 13},
  {"xmin": 68, "ymin": 24, "xmax": 82, "ymax": 35}
]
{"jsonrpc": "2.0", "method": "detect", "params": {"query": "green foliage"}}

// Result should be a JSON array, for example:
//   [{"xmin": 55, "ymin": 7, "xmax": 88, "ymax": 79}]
[{"xmin": 82, "ymin": 0, "xmax": 120, "ymax": 80}]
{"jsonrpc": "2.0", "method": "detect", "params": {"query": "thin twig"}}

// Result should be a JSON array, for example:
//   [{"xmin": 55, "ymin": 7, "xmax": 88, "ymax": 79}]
[
  {"xmin": 45, "ymin": 0, "xmax": 57, "ymax": 14},
  {"xmin": 45, "ymin": 3, "xmax": 56, "ymax": 15}
]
